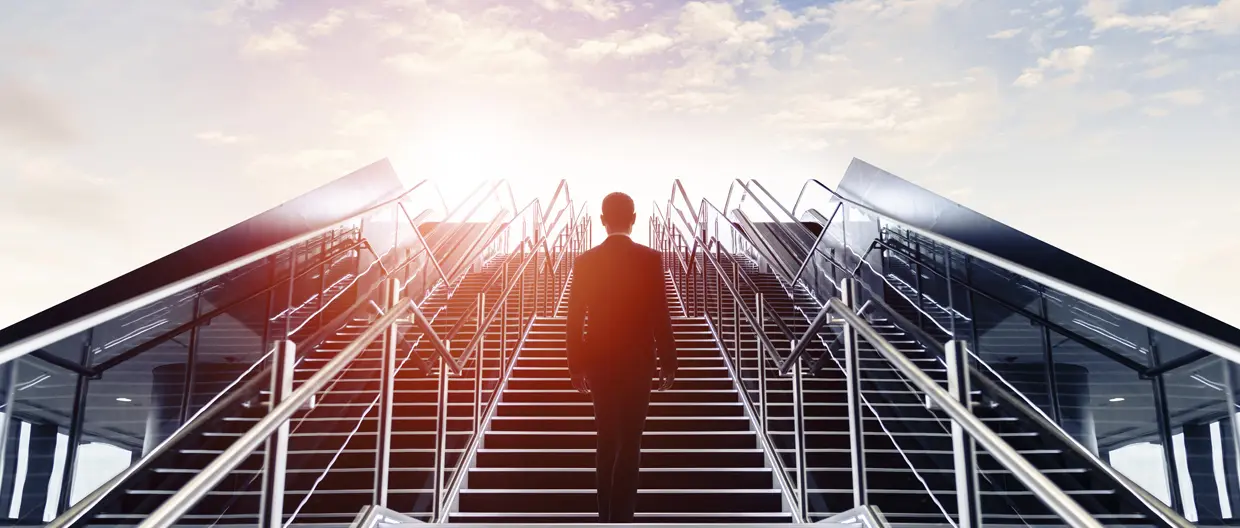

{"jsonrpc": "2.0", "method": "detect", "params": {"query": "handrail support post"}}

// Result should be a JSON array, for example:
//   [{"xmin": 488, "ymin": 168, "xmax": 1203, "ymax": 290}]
[
  {"xmin": 374, "ymin": 279, "xmax": 399, "ymax": 507},
  {"xmin": 259, "ymin": 340, "xmax": 295, "ymax": 528},
  {"xmin": 842, "ymin": 279, "xmax": 867, "ymax": 508},
  {"xmin": 947, "ymin": 339, "xmax": 982, "ymax": 528}
]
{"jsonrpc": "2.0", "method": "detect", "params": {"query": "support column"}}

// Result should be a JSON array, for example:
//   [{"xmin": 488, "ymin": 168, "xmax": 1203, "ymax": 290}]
[
  {"xmin": 16, "ymin": 422, "xmax": 57, "ymax": 524},
  {"xmin": 1184, "ymin": 422, "xmax": 1223, "ymax": 523}
]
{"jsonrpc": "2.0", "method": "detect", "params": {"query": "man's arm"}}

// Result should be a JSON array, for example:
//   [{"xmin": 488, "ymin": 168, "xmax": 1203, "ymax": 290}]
[
  {"xmin": 565, "ymin": 257, "xmax": 588, "ymax": 379},
  {"xmin": 650, "ymin": 251, "xmax": 677, "ymax": 376}
]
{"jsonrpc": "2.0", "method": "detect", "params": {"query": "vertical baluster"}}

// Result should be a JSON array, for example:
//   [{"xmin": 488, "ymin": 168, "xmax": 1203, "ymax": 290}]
[
  {"xmin": 433, "ymin": 353, "xmax": 450, "ymax": 520},
  {"xmin": 259, "ymin": 340, "xmax": 295, "ymax": 528},
  {"xmin": 374, "ymin": 279, "xmax": 398, "ymax": 507},
  {"xmin": 792, "ymin": 348, "xmax": 808, "ymax": 520},
  {"xmin": 475, "ymin": 292, "xmax": 485, "ymax": 429},
  {"xmin": 948, "ymin": 340, "xmax": 981, "ymax": 528},
  {"xmin": 842, "ymin": 279, "xmax": 867, "ymax": 508},
  {"xmin": 757, "ymin": 293, "xmax": 767, "ymax": 432}
]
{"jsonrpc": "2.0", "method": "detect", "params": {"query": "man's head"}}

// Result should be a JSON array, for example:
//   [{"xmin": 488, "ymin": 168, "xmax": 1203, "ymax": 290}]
[{"xmin": 600, "ymin": 192, "xmax": 636, "ymax": 235}]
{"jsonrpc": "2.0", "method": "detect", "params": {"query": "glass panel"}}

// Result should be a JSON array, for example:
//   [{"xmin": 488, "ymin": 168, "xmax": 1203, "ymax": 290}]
[
  {"xmin": 0, "ymin": 356, "xmax": 76, "ymax": 523},
  {"xmin": 1163, "ymin": 358, "xmax": 1234, "ymax": 523}
]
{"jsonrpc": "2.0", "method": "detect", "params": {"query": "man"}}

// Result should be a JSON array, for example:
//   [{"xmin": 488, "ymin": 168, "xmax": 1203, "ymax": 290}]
[{"xmin": 566, "ymin": 192, "xmax": 678, "ymax": 524}]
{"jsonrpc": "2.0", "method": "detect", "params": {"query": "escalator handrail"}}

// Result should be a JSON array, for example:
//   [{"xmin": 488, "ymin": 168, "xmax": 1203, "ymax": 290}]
[
  {"xmin": 794, "ymin": 179, "xmax": 1240, "ymax": 369},
  {"xmin": 0, "ymin": 177, "xmax": 461, "ymax": 368},
  {"xmin": 830, "ymin": 298, "xmax": 1106, "ymax": 528}
]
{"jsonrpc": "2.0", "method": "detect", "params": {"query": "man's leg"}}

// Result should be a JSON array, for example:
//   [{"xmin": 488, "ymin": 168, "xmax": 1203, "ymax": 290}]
[
  {"xmin": 609, "ymin": 376, "xmax": 652, "ymax": 523},
  {"xmin": 592, "ymin": 381, "xmax": 620, "ymax": 523}
]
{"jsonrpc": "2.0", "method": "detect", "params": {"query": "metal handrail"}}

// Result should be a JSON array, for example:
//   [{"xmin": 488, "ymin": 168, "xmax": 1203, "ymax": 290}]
[
  {"xmin": 732, "ymin": 187, "xmax": 1193, "ymax": 527},
  {"xmin": 793, "ymin": 178, "xmax": 1240, "ymax": 368},
  {"xmin": 0, "ymin": 177, "xmax": 472, "ymax": 368},
  {"xmin": 46, "ymin": 184, "xmax": 520, "ymax": 528},
  {"xmin": 651, "ymin": 213, "xmax": 805, "ymax": 522},
  {"xmin": 848, "ymin": 283, "xmax": 1194, "ymax": 528},
  {"xmin": 829, "ymin": 298, "xmax": 1105, "ymax": 528},
  {"xmin": 137, "ymin": 297, "xmax": 411, "ymax": 528},
  {"xmin": 46, "ymin": 242, "xmax": 475, "ymax": 528},
  {"xmin": 663, "ymin": 197, "xmax": 797, "ymax": 341}
]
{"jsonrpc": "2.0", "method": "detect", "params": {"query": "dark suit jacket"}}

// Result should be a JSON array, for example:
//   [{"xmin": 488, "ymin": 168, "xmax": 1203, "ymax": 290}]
[{"xmin": 566, "ymin": 234, "xmax": 677, "ymax": 381}]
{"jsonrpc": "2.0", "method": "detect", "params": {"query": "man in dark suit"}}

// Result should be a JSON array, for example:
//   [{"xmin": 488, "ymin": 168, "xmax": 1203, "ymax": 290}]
[{"xmin": 566, "ymin": 192, "xmax": 678, "ymax": 524}]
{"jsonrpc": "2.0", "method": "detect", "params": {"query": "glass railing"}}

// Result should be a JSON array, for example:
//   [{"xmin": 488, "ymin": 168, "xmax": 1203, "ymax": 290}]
[
  {"xmin": 0, "ymin": 179, "xmax": 512, "ymax": 524},
  {"xmin": 778, "ymin": 178, "xmax": 1240, "ymax": 525}
]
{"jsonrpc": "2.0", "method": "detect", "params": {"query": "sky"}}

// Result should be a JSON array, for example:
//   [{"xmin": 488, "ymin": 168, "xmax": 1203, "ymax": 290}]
[{"xmin": 1, "ymin": 0, "xmax": 1239, "ymax": 330}]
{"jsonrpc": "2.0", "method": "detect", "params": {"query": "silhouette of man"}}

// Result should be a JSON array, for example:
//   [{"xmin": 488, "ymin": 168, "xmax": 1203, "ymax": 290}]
[{"xmin": 566, "ymin": 192, "xmax": 678, "ymax": 524}]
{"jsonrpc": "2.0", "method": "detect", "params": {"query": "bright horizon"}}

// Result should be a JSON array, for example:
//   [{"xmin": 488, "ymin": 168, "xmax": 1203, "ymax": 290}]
[{"xmin": 2, "ymin": 0, "xmax": 1239, "ymax": 330}]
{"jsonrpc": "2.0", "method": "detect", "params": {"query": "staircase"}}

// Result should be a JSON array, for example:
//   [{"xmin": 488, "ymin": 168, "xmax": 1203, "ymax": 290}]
[
  {"xmin": 716, "ymin": 256, "xmax": 1163, "ymax": 526},
  {"xmin": 90, "ymin": 254, "xmax": 533, "ymax": 525},
  {"xmin": 447, "ymin": 268, "xmax": 795, "ymax": 523}
]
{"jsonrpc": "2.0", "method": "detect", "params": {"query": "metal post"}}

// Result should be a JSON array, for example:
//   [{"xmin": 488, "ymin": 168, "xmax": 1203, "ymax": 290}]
[
  {"xmin": 259, "ymin": 340, "xmax": 294, "ymax": 528},
  {"xmin": 283, "ymin": 244, "xmax": 299, "ymax": 338},
  {"xmin": 502, "ymin": 264, "xmax": 510, "ymax": 376},
  {"xmin": 58, "ymin": 329, "xmax": 94, "ymax": 514},
  {"xmin": 732, "ymin": 262, "xmax": 741, "ymax": 372},
  {"xmin": 947, "ymin": 340, "xmax": 981, "ymax": 528},
  {"xmin": 842, "ymin": 279, "xmax": 867, "ymax": 507},
  {"xmin": 791, "ymin": 345, "xmax": 808, "ymax": 519},
  {"xmin": 317, "ymin": 235, "xmax": 328, "ymax": 332},
  {"xmin": 179, "ymin": 292, "xmax": 203, "ymax": 424},
  {"xmin": 475, "ymin": 292, "xmax": 485, "ymax": 429},
  {"xmin": 374, "ymin": 280, "xmax": 399, "ymax": 507},
  {"xmin": 757, "ymin": 293, "xmax": 767, "ymax": 431},
  {"xmin": 0, "ymin": 360, "xmax": 16, "ymax": 497},
  {"xmin": 433, "ymin": 354, "xmax": 450, "ymax": 519}
]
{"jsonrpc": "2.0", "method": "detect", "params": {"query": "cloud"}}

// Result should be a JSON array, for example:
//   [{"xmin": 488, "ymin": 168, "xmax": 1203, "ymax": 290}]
[
  {"xmin": 0, "ymin": 77, "xmax": 78, "ymax": 146},
  {"xmin": 242, "ymin": 26, "xmax": 307, "ymax": 57},
  {"xmin": 536, "ymin": 0, "xmax": 632, "ymax": 21},
  {"xmin": 567, "ymin": 30, "xmax": 675, "ymax": 62},
  {"xmin": 1013, "ymin": 45, "xmax": 1095, "ymax": 87},
  {"xmin": 987, "ymin": 28, "xmax": 1024, "ymax": 39},
  {"xmin": 195, "ymin": 131, "xmax": 251, "ymax": 144},
  {"xmin": 1081, "ymin": 0, "xmax": 1240, "ymax": 36},
  {"xmin": 1155, "ymin": 89, "xmax": 1206, "ymax": 106},
  {"xmin": 307, "ymin": 9, "xmax": 347, "ymax": 37}
]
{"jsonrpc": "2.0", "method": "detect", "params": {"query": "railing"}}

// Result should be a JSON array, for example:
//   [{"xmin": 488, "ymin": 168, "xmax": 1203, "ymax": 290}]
[
  {"xmin": 34, "ymin": 180, "xmax": 538, "ymax": 527},
  {"xmin": 779, "ymin": 177, "xmax": 1222, "ymax": 523},
  {"xmin": 655, "ymin": 183, "xmax": 1171, "ymax": 528},
  {"xmin": 108, "ymin": 188, "xmax": 587, "ymax": 528}
]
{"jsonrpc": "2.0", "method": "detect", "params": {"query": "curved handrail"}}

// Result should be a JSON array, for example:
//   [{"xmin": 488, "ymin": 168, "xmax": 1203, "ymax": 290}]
[
  {"xmin": 0, "ymin": 177, "xmax": 473, "ymax": 368},
  {"xmin": 793, "ymin": 179, "xmax": 1240, "ymax": 368}
]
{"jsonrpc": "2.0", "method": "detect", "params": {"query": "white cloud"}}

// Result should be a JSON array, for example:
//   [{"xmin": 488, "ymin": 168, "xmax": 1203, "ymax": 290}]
[
  {"xmin": 1082, "ymin": 0, "xmax": 1240, "ymax": 36},
  {"xmin": 307, "ymin": 9, "xmax": 347, "ymax": 37},
  {"xmin": 195, "ymin": 131, "xmax": 251, "ymax": 144},
  {"xmin": 536, "ymin": 0, "xmax": 632, "ymax": 21},
  {"xmin": 987, "ymin": 28, "xmax": 1024, "ymax": 39},
  {"xmin": 242, "ymin": 26, "xmax": 307, "ymax": 57},
  {"xmin": 1013, "ymin": 45, "xmax": 1095, "ymax": 87},
  {"xmin": 567, "ymin": 30, "xmax": 675, "ymax": 62},
  {"xmin": 1155, "ymin": 88, "xmax": 1206, "ymax": 106}
]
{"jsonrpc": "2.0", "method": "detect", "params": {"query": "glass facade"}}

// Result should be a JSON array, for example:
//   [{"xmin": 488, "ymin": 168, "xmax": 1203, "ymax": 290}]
[
  {"xmin": 0, "ymin": 183, "xmax": 476, "ymax": 523},
  {"xmin": 783, "ymin": 180, "xmax": 1240, "ymax": 524}
]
